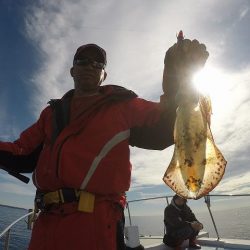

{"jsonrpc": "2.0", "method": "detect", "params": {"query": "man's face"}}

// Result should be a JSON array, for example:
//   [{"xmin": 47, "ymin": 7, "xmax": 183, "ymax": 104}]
[
  {"xmin": 71, "ymin": 48, "xmax": 106, "ymax": 92},
  {"xmin": 175, "ymin": 197, "xmax": 187, "ymax": 206}
]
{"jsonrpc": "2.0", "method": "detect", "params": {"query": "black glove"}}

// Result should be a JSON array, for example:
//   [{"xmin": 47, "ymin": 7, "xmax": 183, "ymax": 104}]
[{"xmin": 162, "ymin": 38, "xmax": 209, "ymax": 97}]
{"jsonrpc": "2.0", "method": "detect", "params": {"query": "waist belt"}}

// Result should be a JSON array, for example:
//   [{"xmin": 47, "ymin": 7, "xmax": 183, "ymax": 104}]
[{"xmin": 35, "ymin": 188, "xmax": 95, "ymax": 213}]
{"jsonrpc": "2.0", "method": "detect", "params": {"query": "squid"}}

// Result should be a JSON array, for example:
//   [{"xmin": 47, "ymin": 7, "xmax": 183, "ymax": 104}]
[{"xmin": 163, "ymin": 34, "xmax": 227, "ymax": 199}]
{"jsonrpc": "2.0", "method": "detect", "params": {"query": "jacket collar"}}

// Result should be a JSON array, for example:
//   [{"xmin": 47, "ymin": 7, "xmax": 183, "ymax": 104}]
[
  {"xmin": 171, "ymin": 198, "xmax": 186, "ymax": 211},
  {"xmin": 60, "ymin": 85, "xmax": 137, "ymax": 101}
]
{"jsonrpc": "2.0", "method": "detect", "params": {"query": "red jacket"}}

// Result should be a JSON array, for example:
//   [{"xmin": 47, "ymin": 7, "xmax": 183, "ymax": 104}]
[{"xmin": 0, "ymin": 85, "xmax": 174, "ymax": 195}]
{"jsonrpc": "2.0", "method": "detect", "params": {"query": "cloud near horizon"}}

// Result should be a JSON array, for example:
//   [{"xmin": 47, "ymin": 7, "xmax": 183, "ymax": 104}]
[
  {"xmin": 0, "ymin": 173, "xmax": 35, "ymax": 196},
  {"xmin": 0, "ymin": 92, "xmax": 20, "ymax": 141}
]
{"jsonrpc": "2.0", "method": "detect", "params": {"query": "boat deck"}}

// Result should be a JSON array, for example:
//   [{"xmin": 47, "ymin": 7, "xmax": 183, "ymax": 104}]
[
  {"xmin": 140, "ymin": 234, "xmax": 250, "ymax": 250},
  {"xmin": 125, "ymin": 194, "xmax": 250, "ymax": 250}
]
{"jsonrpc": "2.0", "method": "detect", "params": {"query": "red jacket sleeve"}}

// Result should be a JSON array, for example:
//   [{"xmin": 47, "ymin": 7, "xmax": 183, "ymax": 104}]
[
  {"xmin": 0, "ymin": 107, "xmax": 50, "ymax": 155},
  {"xmin": 121, "ymin": 97, "xmax": 161, "ymax": 127},
  {"xmin": 124, "ymin": 97, "xmax": 176, "ymax": 150}
]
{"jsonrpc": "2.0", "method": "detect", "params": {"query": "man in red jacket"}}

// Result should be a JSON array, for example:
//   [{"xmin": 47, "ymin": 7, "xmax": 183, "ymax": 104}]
[{"xmin": 0, "ymin": 40, "xmax": 208, "ymax": 250}]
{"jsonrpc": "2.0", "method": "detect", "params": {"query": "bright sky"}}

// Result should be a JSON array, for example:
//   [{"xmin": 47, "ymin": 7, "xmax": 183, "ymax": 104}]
[{"xmin": 0, "ymin": 0, "xmax": 250, "ymax": 214}]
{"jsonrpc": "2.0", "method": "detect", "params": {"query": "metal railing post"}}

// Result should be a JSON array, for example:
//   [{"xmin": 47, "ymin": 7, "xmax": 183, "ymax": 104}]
[
  {"xmin": 127, "ymin": 202, "xmax": 132, "ymax": 226},
  {"xmin": 166, "ymin": 196, "xmax": 169, "ymax": 205},
  {"xmin": 3, "ymin": 229, "xmax": 10, "ymax": 250},
  {"xmin": 204, "ymin": 195, "xmax": 220, "ymax": 240}
]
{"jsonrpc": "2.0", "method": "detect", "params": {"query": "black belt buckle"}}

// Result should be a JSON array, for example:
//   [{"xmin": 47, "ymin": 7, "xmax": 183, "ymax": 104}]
[
  {"xmin": 35, "ymin": 191, "xmax": 46, "ymax": 210},
  {"xmin": 61, "ymin": 188, "xmax": 78, "ymax": 203}
]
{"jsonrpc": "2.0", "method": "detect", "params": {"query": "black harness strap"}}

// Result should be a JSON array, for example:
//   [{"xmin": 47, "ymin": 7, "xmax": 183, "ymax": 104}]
[{"xmin": 49, "ymin": 99, "xmax": 71, "ymax": 145}]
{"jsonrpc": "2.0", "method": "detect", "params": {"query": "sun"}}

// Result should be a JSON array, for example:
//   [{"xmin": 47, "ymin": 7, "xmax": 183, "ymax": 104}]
[
  {"xmin": 193, "ymin": 66, "xmax": 227, "ymax": 96},
  {"xmin": 192, "ymin": 66, "xmax": 232, "ymax": 113}
]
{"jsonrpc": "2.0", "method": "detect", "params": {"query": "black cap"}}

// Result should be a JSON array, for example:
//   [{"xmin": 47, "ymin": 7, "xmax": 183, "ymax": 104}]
[
  {"xmin": 73, "ymin": 44, "xmax": 107, "ymax": 66},
  {"xmin": 173, "ymin": 194, "xmax": 187, "ymax": 202}
]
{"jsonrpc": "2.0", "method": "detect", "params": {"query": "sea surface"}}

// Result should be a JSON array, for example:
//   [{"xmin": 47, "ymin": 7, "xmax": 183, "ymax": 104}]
[
  {"xmin": 0, "ymin": 205, "xmax": 31, "ymax": 250},
  {"xmin": 0, "ymin": 205, "xmax": 250, "ymax": 249}
]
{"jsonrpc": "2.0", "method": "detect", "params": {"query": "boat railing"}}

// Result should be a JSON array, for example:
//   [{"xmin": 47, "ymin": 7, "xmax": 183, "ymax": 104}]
[
  {"xmin": 0, "ymin": 209, "xmax": 33, "ymax": 250},
  {"xmin": 126, "ymin": 194, "xmax": 250, "ymax": 241},
  {"xmin": 1, "ymin": 194, "xmax": 250, "ymax": 249}
]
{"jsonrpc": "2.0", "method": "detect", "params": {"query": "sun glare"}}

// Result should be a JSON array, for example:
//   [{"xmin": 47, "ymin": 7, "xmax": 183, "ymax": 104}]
[
  {"xmin": 193, "ymin": 66, "xmax": 227, "ymax": 96},
  {"xmin": 192, "ymin": 66, "xmax": 232, "ymax": 113}
]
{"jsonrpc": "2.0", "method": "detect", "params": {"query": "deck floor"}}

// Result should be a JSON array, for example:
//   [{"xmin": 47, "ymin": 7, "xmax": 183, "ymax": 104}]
[{"xmin": 140, "ymin": 236, "xmax": 250, "ymax": 250}]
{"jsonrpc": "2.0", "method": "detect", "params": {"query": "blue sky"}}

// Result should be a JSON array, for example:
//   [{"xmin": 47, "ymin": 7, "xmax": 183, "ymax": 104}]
[{"xmin": 0, "ymin": 0, "xmax": 250, "ymax": 214}]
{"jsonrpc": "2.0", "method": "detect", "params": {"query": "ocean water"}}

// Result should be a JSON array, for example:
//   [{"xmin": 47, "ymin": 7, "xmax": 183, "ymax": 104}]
[
  {"xmin": 0, "ymin": 205, "xmax": 31, "ymax": 250},
  {"xmin": 0, "ymin": 205, "xmax": 250, "ymax": 249}
]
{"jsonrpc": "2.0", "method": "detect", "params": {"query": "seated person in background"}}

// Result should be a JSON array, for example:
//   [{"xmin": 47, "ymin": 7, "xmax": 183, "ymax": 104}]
[{"xmin": 163, "ymin": 194, "xmax": 203, "ymax": 250}]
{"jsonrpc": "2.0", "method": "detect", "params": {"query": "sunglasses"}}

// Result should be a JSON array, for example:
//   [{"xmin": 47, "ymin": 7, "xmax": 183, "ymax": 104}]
[{"xmin": 74, "ymin": 58, "xmax": 105, "ymax": 69}]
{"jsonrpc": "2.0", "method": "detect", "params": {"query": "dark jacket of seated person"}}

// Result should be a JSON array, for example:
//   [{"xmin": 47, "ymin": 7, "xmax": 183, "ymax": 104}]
[{"xmin": 163, "ymin": 195, "xmax": 203, "ymax": 249}]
